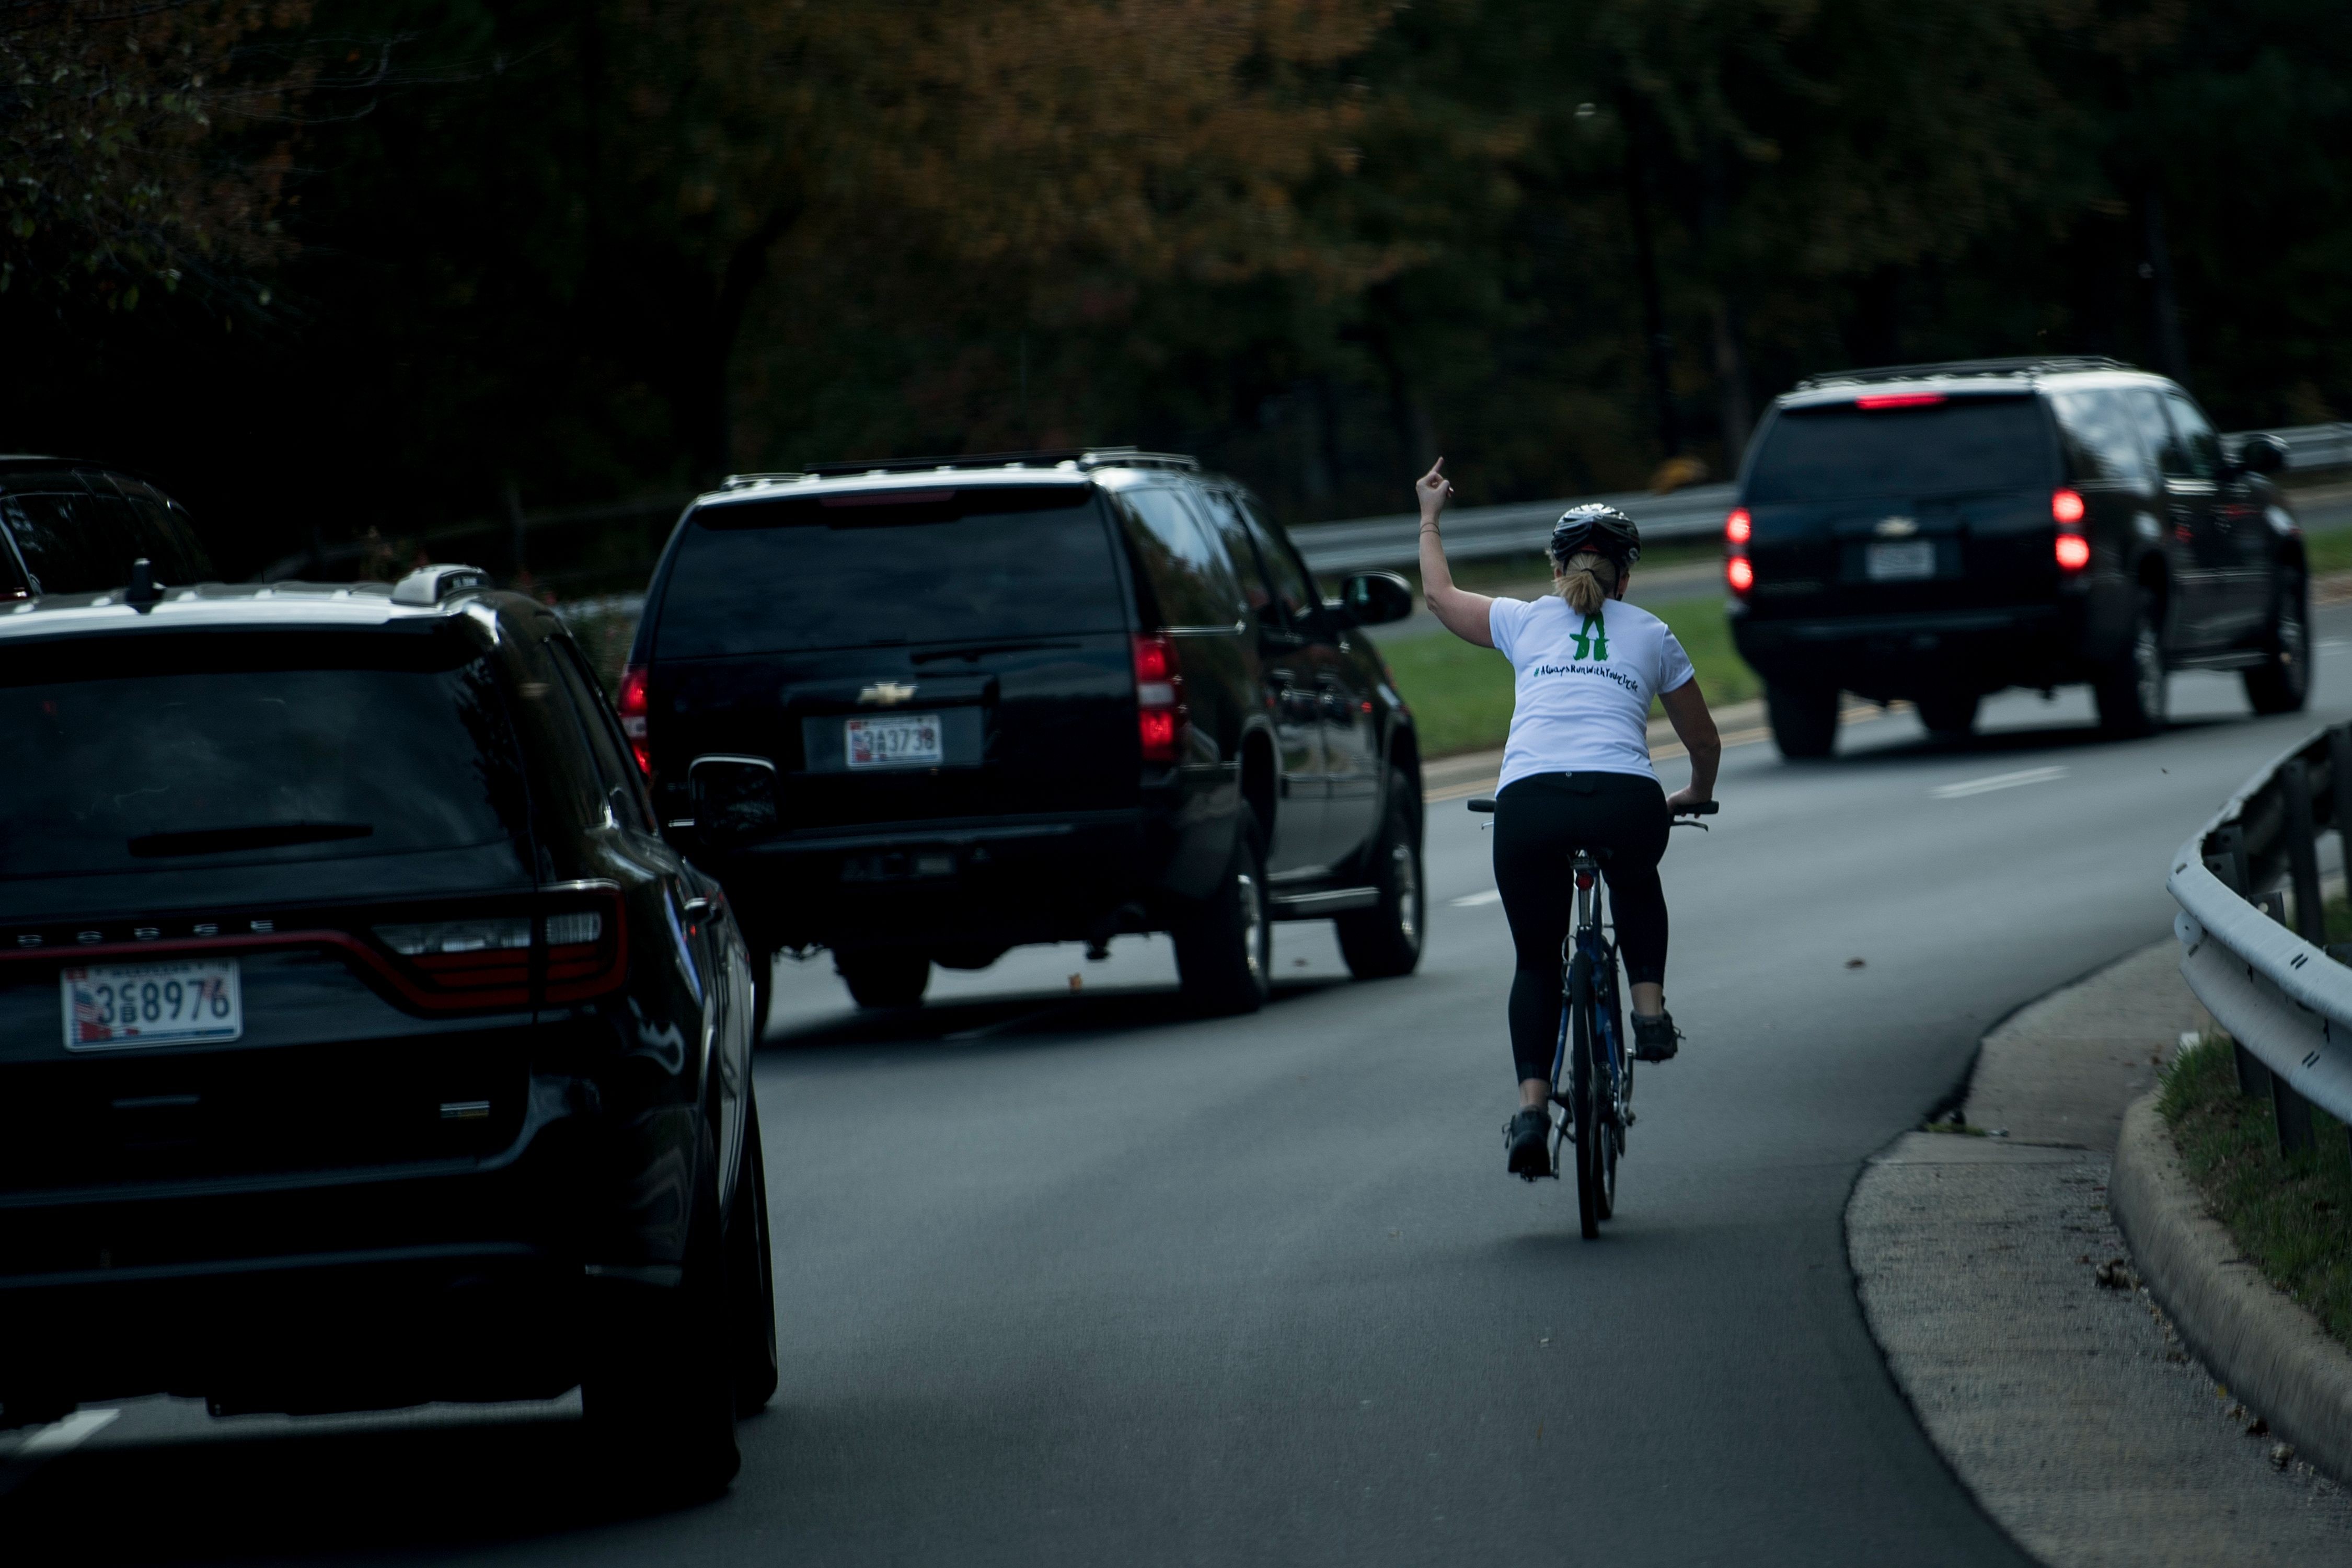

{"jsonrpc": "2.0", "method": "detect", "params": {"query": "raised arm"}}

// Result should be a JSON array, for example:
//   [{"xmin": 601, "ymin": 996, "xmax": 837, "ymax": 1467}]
[
  {"xmin": 1659, "ymin": 681, "xmax": 1721, "ymax": 810},
  {"xmin": 1416, "ymin": 459, "xmax": 1495, "ymax": 648}
]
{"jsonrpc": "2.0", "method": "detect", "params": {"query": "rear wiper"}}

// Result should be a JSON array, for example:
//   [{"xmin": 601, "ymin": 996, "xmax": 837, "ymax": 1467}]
[{"xmin": 128, "ymin": 822, "xmax": 375, "ymax": 858}]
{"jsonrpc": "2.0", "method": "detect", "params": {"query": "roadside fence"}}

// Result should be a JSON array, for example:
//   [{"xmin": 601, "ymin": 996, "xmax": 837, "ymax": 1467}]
[{"xmin": 2171, "ymin": 723, "xmax": 2352, "ymax": 1158}]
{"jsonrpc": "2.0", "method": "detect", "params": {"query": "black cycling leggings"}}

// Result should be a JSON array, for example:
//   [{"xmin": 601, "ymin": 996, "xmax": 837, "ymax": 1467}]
[{"xmin": 1492, "ymin": 771, "xmax": 1671, "ymax": 1083}]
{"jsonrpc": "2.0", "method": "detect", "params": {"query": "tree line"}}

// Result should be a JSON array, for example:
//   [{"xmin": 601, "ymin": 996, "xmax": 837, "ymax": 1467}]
[{"xmin": 4, "ymin": 0, "xmax": 2348, "ymax": 584}]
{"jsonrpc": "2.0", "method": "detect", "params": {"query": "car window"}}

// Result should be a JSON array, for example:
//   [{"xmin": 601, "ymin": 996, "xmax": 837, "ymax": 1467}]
[
  {"xmin": 548, "ymin": 635, "xmax": 651, "ymax": 831},
  {"xmin": 1119, "ymin": 486, "xmax": 1246, "ymax": 628},
  {"xmin": 1231, "ymin": 493, "xmax": 1319, "ymax": 626},
  {"xmin": 2049, "ymin": 389, "xmax": 2153, "ymax": 487},
  {"xmin": 1745, "ymin": 396, "xmax": 2056, "ymax": 504},
  {"xmin": 2125, "ymin": 388, "xmax": 2194, "ymax": 481},
  {"xmin": 111, "ymin": 475, "xmax": 215, "ymax": 582},
  {"xmin": 657, "ymin": 486, "xmax": 1126, "ymax": 659},
  {"xmin": 1194, "ymin": 490, "xmax": 1283, "ymax": 630},
  {"xmin": 0, "ymin": 628, "xmax": 528, "ymax": 880},
  {"xmin": 0, "ymin": 483, "xmax": 144, "ymax": 595},
  {"xmin": 2163, "ymin": 394, "xmax": 2222, "ymax": 481}
]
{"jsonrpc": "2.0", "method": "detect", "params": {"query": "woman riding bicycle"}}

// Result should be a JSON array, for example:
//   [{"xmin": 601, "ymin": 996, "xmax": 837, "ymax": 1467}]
[{"xmin": 1415, "ymin": 460, "xmax": 1722, "ymax": 1179}]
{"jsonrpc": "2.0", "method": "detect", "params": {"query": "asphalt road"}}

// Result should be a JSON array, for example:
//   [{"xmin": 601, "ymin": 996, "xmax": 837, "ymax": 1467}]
[{"xmin": 11, "ymin": 611, "xmax": 2352, "ymax": 1564}]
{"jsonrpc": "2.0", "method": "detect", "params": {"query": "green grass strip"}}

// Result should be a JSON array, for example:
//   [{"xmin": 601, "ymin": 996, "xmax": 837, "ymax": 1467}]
[{"xmin": 2158, "ymin": 1035, "xmax": 2352, "ymax": 1351}]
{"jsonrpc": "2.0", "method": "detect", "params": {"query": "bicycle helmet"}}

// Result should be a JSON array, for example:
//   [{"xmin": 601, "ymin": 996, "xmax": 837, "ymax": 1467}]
[{"xmin": 1549, "ymin": 502, "xmax": 1642, "ymax": 572}]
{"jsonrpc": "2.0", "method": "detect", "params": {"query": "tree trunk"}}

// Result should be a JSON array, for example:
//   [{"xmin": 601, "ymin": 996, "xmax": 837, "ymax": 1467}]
[
  {"xmin": 1711, "ymin": 297, "xmax": 1752, "ymax": 471},
  {"xmin": 1619, "ymin": 103, "xmax": 1678, "ymax": 459},
  {"xmin": 2139, "ymin": 189, "xmax": 2190, "ymax": 386}
]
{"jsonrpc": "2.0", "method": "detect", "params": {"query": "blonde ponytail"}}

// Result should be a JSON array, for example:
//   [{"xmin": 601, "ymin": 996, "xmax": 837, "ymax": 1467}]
[{"xmin": 1558, "ymin": 550, "xmax": 1618, "ymax": 616}]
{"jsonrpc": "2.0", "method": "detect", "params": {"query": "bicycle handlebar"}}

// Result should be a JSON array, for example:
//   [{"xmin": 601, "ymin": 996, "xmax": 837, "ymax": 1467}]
[{"xmin": 1462, "ymin": 795, "xmax": 1718, "ymax": 817}]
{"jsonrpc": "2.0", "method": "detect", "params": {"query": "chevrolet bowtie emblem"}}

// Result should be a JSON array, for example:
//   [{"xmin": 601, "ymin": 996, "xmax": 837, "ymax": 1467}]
[
  {"xmin": 1874, "ymin": 516, "xmax": 1919, "ymax": 538},
  {"xmin": 858, "ymin": 681, "xmax": 918, "ymax": 706}
]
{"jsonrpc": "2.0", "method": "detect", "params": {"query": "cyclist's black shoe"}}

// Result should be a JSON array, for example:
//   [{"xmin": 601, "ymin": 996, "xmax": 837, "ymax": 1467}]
[
  {"xmin": 1504, "ymin": 1107, "xmax": 1553, "ymax": 1180},
  {"xmin": 1632, "ymin": 1011, "xmax": 1682, "ymax": 1062}
]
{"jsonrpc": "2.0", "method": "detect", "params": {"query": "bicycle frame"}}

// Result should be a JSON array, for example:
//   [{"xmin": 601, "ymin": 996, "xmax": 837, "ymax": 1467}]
[{"xmin": 1550, "ymin": 852, "xmax": 1628, "ymax": 1167}]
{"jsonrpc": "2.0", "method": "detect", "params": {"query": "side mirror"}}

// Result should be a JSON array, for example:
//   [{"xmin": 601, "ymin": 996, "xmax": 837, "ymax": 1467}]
[
  {"xmin": 2235, "ymin": 432, "xmax": 2288, "ymax": 476},
  {"xmin": 689, "ymin": 755, "xmax": 779, "ymax": 846},
  {"xmin": 1338, "ymin": 570, "xmax": 1414, "ymax": 627}
]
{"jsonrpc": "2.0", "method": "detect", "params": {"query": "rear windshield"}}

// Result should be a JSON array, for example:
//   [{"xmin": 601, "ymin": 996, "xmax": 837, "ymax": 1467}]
[
  {"xmin": 656, "ymin": 486, "xmax": 1126, "ymax": 658},
  {"xmin": 0, "ymin": 629, "xmax": 526, "ymax": 880},
  {"xmin": 1745, "ymin": 397, "xmax": 2056, "ymax": 504},
  {"xmin": 1, "ymin": 474, "xmax": 214, "ymax": 595}
]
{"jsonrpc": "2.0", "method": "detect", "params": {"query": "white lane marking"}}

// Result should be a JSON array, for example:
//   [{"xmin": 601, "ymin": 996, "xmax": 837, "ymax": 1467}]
[
  {"xmin": 1930, "ymin": 765, "xmax": 2068, "ymax": 800},
  {"xmin": 0, "ymin": 1408, "xmax": 119, "ymax": 1496},
  {"xmin": 1450, "ymin": 889, "xmax": 1502, "ymax": 908}
]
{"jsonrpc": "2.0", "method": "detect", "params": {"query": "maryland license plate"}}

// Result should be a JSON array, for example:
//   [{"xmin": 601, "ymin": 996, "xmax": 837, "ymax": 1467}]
[
  {"xmin": 1865, "ymin": 540, "xmax": 1937, "ymax": 582},
  {"xmin": 845, "ymin": 713, "xmax": 943, "ymax": 769},
  {"xmin": 63, "ymin": 959, "xmax": 244, "ymax": 1051}
]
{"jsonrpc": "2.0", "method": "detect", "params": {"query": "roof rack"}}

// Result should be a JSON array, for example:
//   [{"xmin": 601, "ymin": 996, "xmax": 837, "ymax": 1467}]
[
  {"xmin": 1794, "ymin": 356, "xmax": 2135, "ymax": 391},
  {"xmin": 799, "ymin": 446, "xmax": 1198, "ymax": 478},
  {"xmin": 391, "ymin": 563, "xmax": 492, "ymax": 606},
  {"xmin": 717, "ymin": 472, "xmax": 808, "ymax": 490}
]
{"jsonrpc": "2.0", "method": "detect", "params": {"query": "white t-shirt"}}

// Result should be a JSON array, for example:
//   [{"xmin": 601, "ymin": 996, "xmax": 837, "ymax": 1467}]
[{"xmin": 1488, "ymin": 595, "xmax": 1694, "ymax": 789}]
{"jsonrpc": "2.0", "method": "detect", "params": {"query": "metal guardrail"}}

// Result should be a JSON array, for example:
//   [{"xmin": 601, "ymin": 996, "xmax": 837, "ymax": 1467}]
[
  {"xmin": 2170, "ymin": 723, "xmax": 2352, "ymax": 1156},
  {"xmin": 1296, "ymin": 423, "xmax": 2352, "ymax": 579}
]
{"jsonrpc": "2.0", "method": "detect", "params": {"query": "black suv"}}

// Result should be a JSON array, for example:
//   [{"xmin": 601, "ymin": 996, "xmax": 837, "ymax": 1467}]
[
  {"xmin": 621, "ymin": 448, "xmax": 1424, "ymax": 1014},
  {"xmin": 0, "ymin": 566, "xmax": 770, "ymax": 1496},
  {"xmin": 1725, "ymin": 358, "xmax": 2303, "ymax": 755},
  {"xmin": 0, "ymin": 457, "xmax": 213, "ymax": 597}
]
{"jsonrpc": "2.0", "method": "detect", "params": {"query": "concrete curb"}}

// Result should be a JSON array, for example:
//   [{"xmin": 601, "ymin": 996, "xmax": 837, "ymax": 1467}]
[{"xmin": 2109, "ymin": 1090, "xmax": 2352, "ymax": 1484}]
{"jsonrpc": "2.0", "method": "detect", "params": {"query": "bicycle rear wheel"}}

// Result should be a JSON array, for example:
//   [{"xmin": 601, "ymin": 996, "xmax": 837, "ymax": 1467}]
[{"xmin": 1567, "ymin": 952, "xmax": 1602, "ymax": 1240}]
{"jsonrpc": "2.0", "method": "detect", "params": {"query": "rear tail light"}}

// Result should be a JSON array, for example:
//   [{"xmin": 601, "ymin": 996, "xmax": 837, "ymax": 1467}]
[
  {"xmin": 1134, "ymin": 633, "xmax": 1190, "ymax": 765},
  {"xmin": 2055, "ymin": 533, "xmax": 2092, "ymax": 572},
  {"xmin": 1726, "ymin": 557, "xmax": 1756, "ymax": 595},
  {"xmin": 2053, "ymin": 489, "xmax": 2090, "ymax": 573},
  {"xmin": 2051, "ymin": 488, "xmax": 2086, "ymax": 525},
  {"xmin": 366, "ymin": 884, "xmax": 626, "ymax": 1010},
  {"xmin": 1724, "ymin": 508, "xmax": 1752, "ymax": 545},
  {"xmin": 616, "ymin": 665, "xmax": 651, "ymax": 774},
  {"xmin": 1854, "ymin": 393, "xmax": 1946, "ymax": 410}
]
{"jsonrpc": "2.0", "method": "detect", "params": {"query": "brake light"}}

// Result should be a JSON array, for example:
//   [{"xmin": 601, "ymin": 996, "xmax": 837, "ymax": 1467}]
[
  {"xmin": 616, "ymin": 665, "xmax": 651, "ymax": 774},
  {"xmin": 1725, "ymin": 508, "xmax": 1753, "ymax": 545},
  {"xmin": 2055, "ymin": 534, "xmax": 2092, "ymax": 572},
  {"xmin": 364, "ymin": 884, "xmax": 627, "ymax": 1010},
  {"xmin": 1727, "ymin": 557, "xmax": 1756, "ymax": 594},
  {"xmin": 1134, "ymin": 633, "xmax": 1189, "ymax": 765},
  {"xmin": 1855, "ymin": 393, "xmax": 1946, "ymax": 410},
  {"xmin": 2051, "ymin": 488, "xmax": 2085, "ymax": 525}
]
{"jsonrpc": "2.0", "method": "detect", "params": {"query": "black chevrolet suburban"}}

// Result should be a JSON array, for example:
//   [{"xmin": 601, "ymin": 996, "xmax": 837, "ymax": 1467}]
[
  {"xmin": 622, "ymin": 449, "xmax": 1424, "ymax": 1014},
  {"xmin": 1725, "ymin": 358, "xmax": 2304, "ymax": 756}
]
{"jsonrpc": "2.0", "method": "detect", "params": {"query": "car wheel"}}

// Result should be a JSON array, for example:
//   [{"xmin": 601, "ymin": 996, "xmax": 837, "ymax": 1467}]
[
  {"xmin": 1915, "ymin": 689, "xmax": 1979, "ymax": 740},
  {"xmin": 2095, "ymin": 587, "xmax": 2167, "ymax": 737},
  {"xmin": 1336, "ymin": 773, "xmax": 1424, "ymax": 981},
  {"xmin": 835, "ymin": 949, "xmax": 930, "ymax": 1009},
  {"xmin": 582, "ymin": 1125, "xmax": 741, "ymax": 1500},
  {"xmin": 1174, "ymin": 807, "xmax": 1272, "ymax": 1014},
  {"xmin": 2244, "ymin": 570, "xmax": 2311, "ymax": 716},
  {"xmin": 727, "ymin": 1093, "xmax": 778, "ymax": 1413},
  {"xmin": 1765, "ymin": 682, "xmax": 1839, "ymax": 759}
]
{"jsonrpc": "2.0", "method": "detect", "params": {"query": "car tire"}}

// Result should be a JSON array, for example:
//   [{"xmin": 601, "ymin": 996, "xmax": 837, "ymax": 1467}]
[
  {"xmin": 2095, "ymin": 587, "xmax": 2167, "ymax": 737},
  {"xmin": 2244, "ymin": 569, "xmax": 2311, "ymax": 716},
  {"xmin": 727, "ymin": 1093, "xmax": 779, "ymax": 1414},
  {"xmin": 1336, "ymin": 774, "xmax": 1424, "ymax": 981},
  {"xmin": 835, "ymin": 949, "xmax": 930, "ymax": 1009},
  {"xmin": 1915, "ymin": 689, "xmax": 1979, "ymax": 740},
  {"xmin": 1174, "ymin": 807, "xmax": 1272, "ymax": 1015},
  {"xmin": 581, "ymin": 1126, "xmax": 741, "ymax": 1501},
  {"xmin": 1765, "ymin": 682, "xmax": 1839, "ymax": 759}
]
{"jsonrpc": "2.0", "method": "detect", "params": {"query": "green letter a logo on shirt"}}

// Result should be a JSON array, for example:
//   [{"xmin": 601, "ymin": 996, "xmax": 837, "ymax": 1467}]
[{"xmin": 1570, "ymin": 613, "xmax": 1610, "ymax": 662}]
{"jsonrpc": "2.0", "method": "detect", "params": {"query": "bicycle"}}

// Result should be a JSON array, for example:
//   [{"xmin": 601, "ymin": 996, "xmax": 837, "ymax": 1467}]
[{"xmin": 1468, "ymin": 795, "xmax": 1716, "ymax": 1238}]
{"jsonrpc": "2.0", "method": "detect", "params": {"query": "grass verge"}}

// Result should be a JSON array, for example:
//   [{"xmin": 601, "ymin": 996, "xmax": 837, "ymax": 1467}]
[
  {"xmin": 1378, "ymin": 596, "xmax": 1760, "ymax": 759},
  {"xmin": 2158, "ymin": 1034, "xmax": 2352, "ymax": 1351}
]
